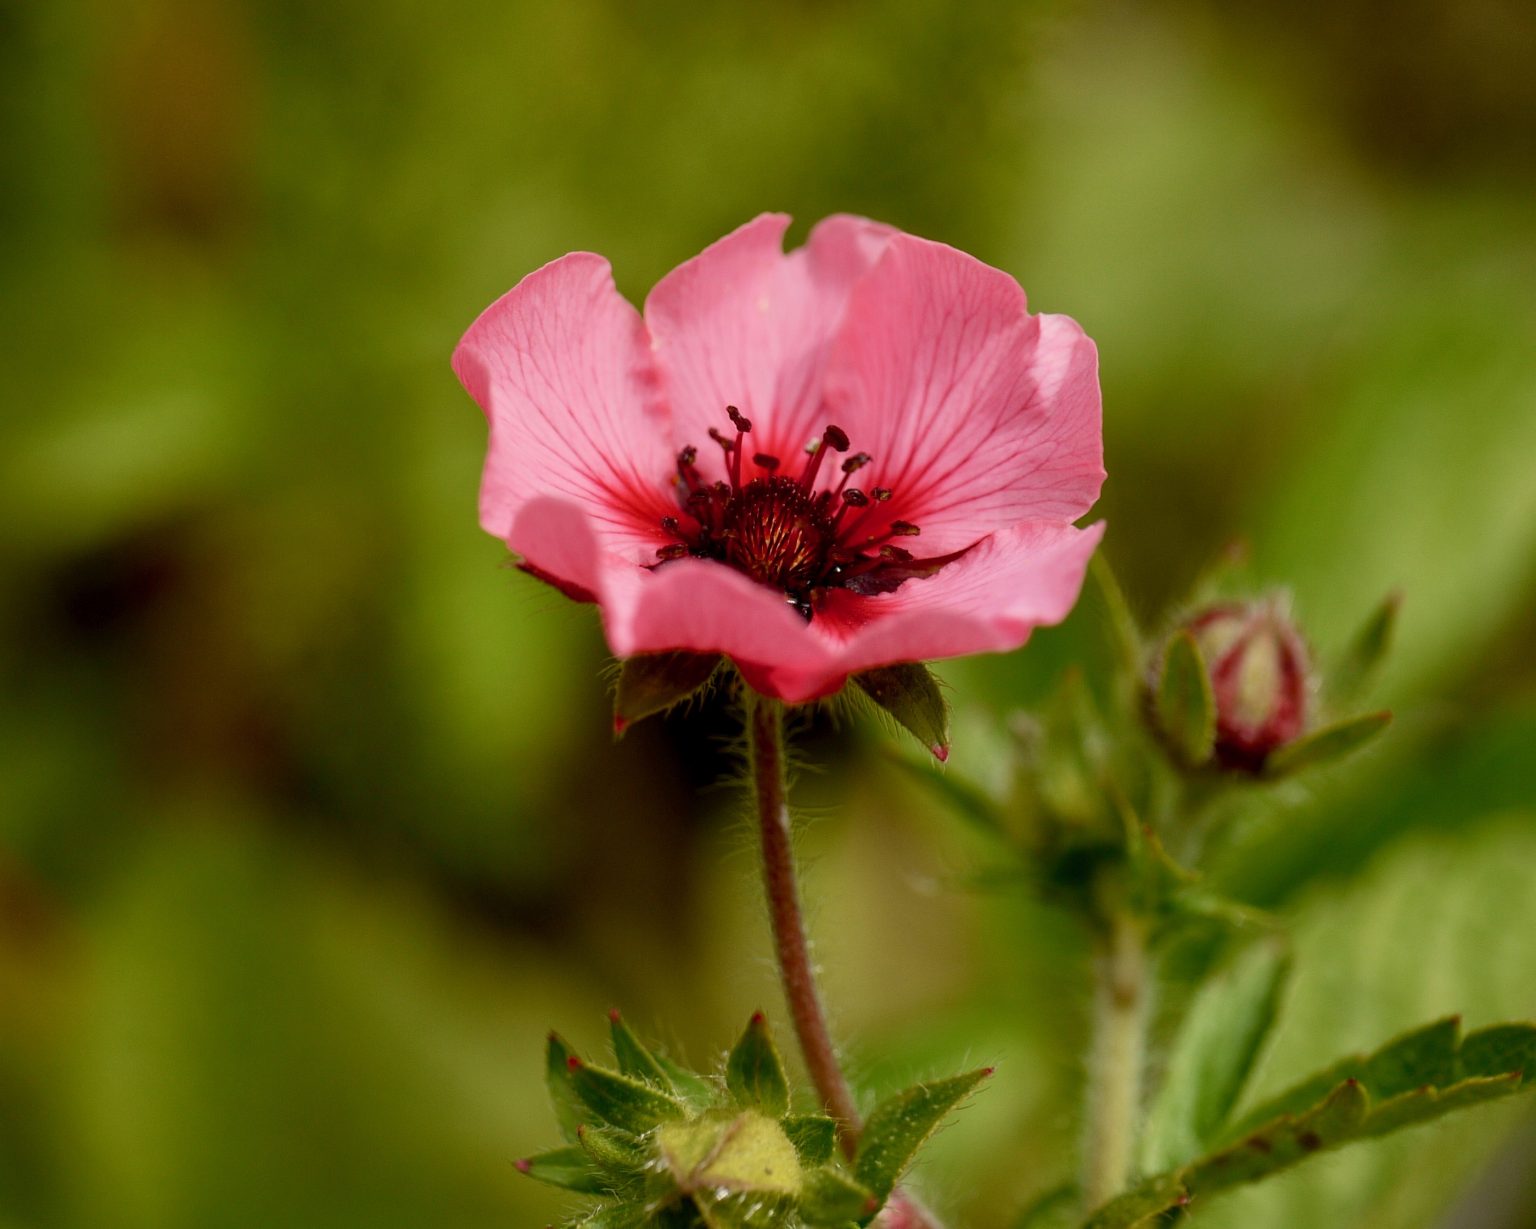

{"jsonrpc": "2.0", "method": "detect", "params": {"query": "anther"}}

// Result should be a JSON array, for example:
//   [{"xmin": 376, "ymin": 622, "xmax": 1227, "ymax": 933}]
[
  {"xmin": 842, "ymin": 489, "xmax": 869, "ymax": 507},
  {"xmin": 872, "ymin": 487, "xmax": 893, "ymax": 501},
  {"xmin": 823, "ymin": 425, "xmax": 850, "ymax": 452},
  {"xmin": 891, "ymin": 520, "xmax": 921, "ymax": 536},
  {"xmin": 754, "ymin": 453, "xmax": 781, "ymax": 472},
  {"xmin": 727, "ymin": 405, "xmax": 753, "ymax": 434},
  {"xmin": 841, "ymin": 452, "xmax": 871, "ymax": 474},
  {"xmin": 656, "ymin": 544, "xmax": 688, "ymax": 561},
  {"xmin": 880, "ymin": 545, "xmax": 913, "ymax": 562},
  {"xmin": 660, "ymin": 515, "xmax": 680, "ymax": 534}
]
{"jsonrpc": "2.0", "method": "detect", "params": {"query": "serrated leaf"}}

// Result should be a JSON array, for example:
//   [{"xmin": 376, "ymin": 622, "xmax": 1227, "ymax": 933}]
[
  {"xmin": 613, "ymin": 651, "xmax": 720, "ymax": 733},
  {"xmin": 884, "ymin": 752, "xmax": 1010, "ymax": 840},
  {"xmin": 1155, "ymin": 631, "xmax": 1215, "ymax": 768},
  {"xmin": 782, "ymin": 1114, "xmax": 838, "ymax": 1166},
  {"xmin": 1264, "ymin": 711, "xmax": 1391, "ymax": 778},
  {"xmin": 514, "ymin": 1144, "xmax": 610, "ymax": 1193},
  {"xmin": 725, "ymin": 1012, "xmax": 791, "ymax": 1117},
  {"xmin": 568, "ymin": 1056, "xmax": 686, "ymax": 1134},
  {"xmin": 800, "ymin": 1165, "xmax": 878, "ymax": 1225},
  {"xmin": 1082, "ymin": 1170, "xmax": 1188, "ymax": 1229},
  {"xmin": 1458, "ymin": 1022, "xmax": 1536, "ymax": 1078},
  {"xmin": 1141, "ymin": 939, "xmax": 1291, "ymax": 1172},
  {"xmin": 854, "ymin": 663, "xmax": 950, "ymax": 760},
  {"xmin": 853, "ymin": 1068, "xmax": 992, "ymax": 1202},
  {"xmin": 1088, "ymin": 1014, "xmax": 1536, "ymax": 1227},
  {"xmin": 547, "ymin": 1032, "xmax": 585, "ymax": 1143},
  {"xmin": 608, "ymin": 1010, "xmax": 674, "ymax": 1090},
  {"xmin": 1331, "ymin": 590, "xmax": 1400, "ymax": 702}
]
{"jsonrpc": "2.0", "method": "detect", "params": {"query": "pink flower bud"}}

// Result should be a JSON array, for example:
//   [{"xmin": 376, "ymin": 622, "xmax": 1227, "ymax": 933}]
[{"xmin": 1187, "ymin": 599, "xmax": 1310, "ymax": 771}]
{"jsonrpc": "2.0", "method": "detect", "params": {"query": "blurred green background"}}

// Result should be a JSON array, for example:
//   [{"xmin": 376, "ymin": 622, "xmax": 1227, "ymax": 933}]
[{"xmin": 3, "ymin": 1, "xmax": 1535, "ymax": 1226}]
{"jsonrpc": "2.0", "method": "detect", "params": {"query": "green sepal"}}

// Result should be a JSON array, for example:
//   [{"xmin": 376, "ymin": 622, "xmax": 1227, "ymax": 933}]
[
  {"xmin": 782, "ymin": 1114, "xmax": 838, "ymax": 1166},
  {"xmin": 1082, "ymin": 1169, "xmax": 1188, "ymax": 1229},
  {"xmin": 726, "ymin": 1011, "xmax": 792, "ymax": 1117},
  {"xmin": 853, "ymin": 662, "xmax": 950, "ymax": 761},
  {"xmin": 655, "ymin": 1054, "xmax": 717, "ymax": 1110},
  {"xmin": 547, "ymin": 1032, "xmax": 586, "ymax": 1143},
  {"xmin": 608, "ymin": 1010, "xmax": 674, "ymax": 1090},
  {"xmin": 514, "ymin": 1144, "xmax": 610, "ymax": 1193},
  {"xmin": 658, "ymin": 1111, "xmax": 802, "ymax": 1198},
  {"xmin": 576, "ymin": 1122, "xmax": 650, "ymax": 1178},
  {"xmin": 1140, "ymin": 938, "xmax": 1291, "ymax": 1171},
  {"xmin": 613, "ymin": 651, "xmax": 721, "ymax": 734},
  {"xmin": 1089, "ymin": 553, "xmax": 1144, "ymax": 685},
  {"xmin": 1331, "ymin": 590, "xmax": 1400, "ymax": 701},
  {"xmin": 570, "ymin": 1203, "xmax": 651, "ymax": 1229},
  {"xmin": 1154, "ymin": 631, "xmax": 1215, "ymax": 768},
  {"xmin": 799, "ymin": 1166, "xmax": 879, "ymax": 1225},
  {"xmin": 567, "ymin": 1055, "xmax": 686, "ymax": 1134},
  {"xmin": 1264, "ymin": 710, "xmax": 1391, "ymax": 778},
  {"xmin": 854, "ymin": 1067, "xmax": 993, "ymax": 1202}
]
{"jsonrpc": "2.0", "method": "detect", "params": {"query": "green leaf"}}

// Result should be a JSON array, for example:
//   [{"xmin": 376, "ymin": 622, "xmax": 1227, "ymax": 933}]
[
  {"xmin": 608, "ymin": 1010, "xmax": 674, "ymax": 1090},
  {"xmin": 1264, "ymin": 711, "xmax": 1392, "ymax": 778},
  {"xmin": 612, "ymin": 651, "xmax": 720, "ymax": 734},
  {"xmin": 1141, "ymin": 938, "xmax": 1292, "ymax": 1172},
  {"xmin": 546, "ymin": 1032, "xmax": 585, "ymax": 1143},
  {"xmin": 799, "ymin": 1166, "xmax": 879, "ymax": 1226},
  {"xmin": 853, "ymin": 663, "xmax": 950, "ymax": 760},
  {"xmin": 725, "ymin": 1012, "xmax": 791, "ymax": 1117},
  {"xmin": 1154, "ymin": 631, "xmax": 1215, "ymax": 768},
  {"xmin": 782, "ymin": 1114, "xmax": 838, "ymax": 1166},
  {"xmin": 1087, "ymin": 1013, "xmax": 1536, "ymax": 1226},
  {"xmin": 514, "ymin": 1144, "xmax": 610, "ymax": 1193},
  {"xmin": 1459, "ymin": 1022, "xmax": 1536, "ymax": 1079},
  {"xmin": 567, "ymin": 1055, "xmax": 686, "ymax": 1134},
  {"xmin": 853, "ymin": 1067, "xmax": 992, "ymax": 1202},
  {"xmin": 1331, "ymin": 591, "xmax": 1401, "ymax": 702}
]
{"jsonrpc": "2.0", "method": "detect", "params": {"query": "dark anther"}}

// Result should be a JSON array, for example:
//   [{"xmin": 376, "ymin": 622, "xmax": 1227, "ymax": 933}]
[
  {"xmin": 655, "ymin": 544, "xmax": 689, "ymax": 561},
  {"xmin": 872, "ymin": 487, "xmax": 893, "ymax": 501},
  {"xmin": 709, "ymin": 427, "xmax": 732, "ymax": 448},
  {"xmin": 678, "ymin": 446, "xmax": 697, "ymax": 467},
  {"xmin": 841, "ymin": 452, "xmax": 871, "ymax": 473},
  {"xmin": 842, "ymin": 489, "xmax": 869, "ymax": 507},
  {"xmin": 880, "ymin": 545, "xmax": 913, "ymax": 561},
  {"xmin": 754, "ymin": 453, "xmax": 781, "ymax": 471},
  {"xmin": 661, "ymin": 516, "xmax": 680, "ymax": 533},
  {"xmin": 822, "ymin": 425, "xmax": 850, "ymax": 451},
  {"xmin": 727, "ymin": 405, "xmax": 752, "ymax": 433},
  {"xmin": 890, "ymin": 520, "xmax": 921, "ymax": 536}
]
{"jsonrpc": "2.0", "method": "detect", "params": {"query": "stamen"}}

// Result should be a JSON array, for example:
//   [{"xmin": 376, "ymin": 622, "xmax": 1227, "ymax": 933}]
[
  {"xmin": 872, "ymin": 487, "xmax": 893, "ymax": 501},
  {"xmin": 726, "ymin": 405, "xmax": 751, "ymax": 489},
  {"xmin": 727, "ymin": 405, "xmax": 753, "ymax": 433},
  {"xmin": 655, "ymin": 544, "xmax": 689, "ymax": 561},
  {"xmin": 799, "ymin": 424, "xmax": 850, "ymax": 493},
  {"xmin": 754, "ymin": 453, "xmax": 781, "ymax": 472}
]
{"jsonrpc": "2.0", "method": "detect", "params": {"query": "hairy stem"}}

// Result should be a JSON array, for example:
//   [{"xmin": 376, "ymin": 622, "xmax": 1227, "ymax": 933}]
[
  {"xmin": 746, "ymin": 691, "xmax": 863, "ymax": 1147},
  {"xmin": 1082, "ymin": 908, "xmax": 1151, "ymax": 1211}
]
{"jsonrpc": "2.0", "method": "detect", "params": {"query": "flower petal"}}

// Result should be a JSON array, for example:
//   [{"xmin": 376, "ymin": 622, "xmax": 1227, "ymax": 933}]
[
  {"xmin": 644, "ymin": 213, "xmax": 895, "ymax": 469},
  {"xmin": 824, "ymin": 235, "xmax": 1105, "ymax": 553},
  {"xmin": 821, "ymin": 520, "xmax": 1106, "ymax": 677},
  {"xmin": 453, "ymin": 252, "xmax": 675, "ymax": 561}
]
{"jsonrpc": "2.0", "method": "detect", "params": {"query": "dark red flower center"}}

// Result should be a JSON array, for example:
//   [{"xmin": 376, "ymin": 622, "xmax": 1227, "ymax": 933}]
[{"xmin": 653, "ymin": 407, "xmax": 965, "ymax": 620}]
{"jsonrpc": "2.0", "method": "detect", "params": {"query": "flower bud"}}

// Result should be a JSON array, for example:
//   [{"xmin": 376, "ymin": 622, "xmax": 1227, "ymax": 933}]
[{"xmin": 1185, "ymin": 599, "xmax": 1310, "ymax": 771}]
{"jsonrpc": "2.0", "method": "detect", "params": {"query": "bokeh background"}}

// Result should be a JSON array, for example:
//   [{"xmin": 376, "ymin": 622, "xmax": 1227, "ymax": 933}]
[{"xmin": 3, "ymin": 1, "xmax": 1536, "ymax": 1226}]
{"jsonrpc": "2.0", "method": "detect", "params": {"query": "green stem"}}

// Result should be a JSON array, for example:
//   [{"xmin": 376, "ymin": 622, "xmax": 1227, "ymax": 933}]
[
  {"xmin": 1082, "ymin": 908, "xmax": 1151, "ymax": 1211},
  {"xmin": 746, "ymin": 691, "xmax": 863, "ymax": 1148}
]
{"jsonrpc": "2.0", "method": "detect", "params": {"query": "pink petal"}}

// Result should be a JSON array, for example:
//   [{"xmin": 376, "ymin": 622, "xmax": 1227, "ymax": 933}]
[
  {"xmin": 644, "ymin": 213, "xmax": 895, "ymax": 470},
  {"xmin": 824, "ymin": 235, "xmax": 1105, "ymax": 553},
  {"xmin": 820, "ymin": 520, "xmax": 1107, "ymax": 678},
  {"xmin": 452, "ymin": 253, "xmax": 676, "ymax": 563}
]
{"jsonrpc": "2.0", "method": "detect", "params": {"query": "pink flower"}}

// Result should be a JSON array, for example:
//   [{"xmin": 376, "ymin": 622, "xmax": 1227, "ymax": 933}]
[{"xmin": 453, "ymin": 214, "xmax": 1105, "ymax": 703}]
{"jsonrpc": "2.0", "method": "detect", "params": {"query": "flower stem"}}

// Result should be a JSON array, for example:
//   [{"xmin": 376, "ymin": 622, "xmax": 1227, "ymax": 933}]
[
  {"xmin": 1081, "ymin": 907, "xmax": 1151, "ymax": 1211},
  {"xmin": 745, "ymin": 691, "xmax": 863, "ymax": 1147}
]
